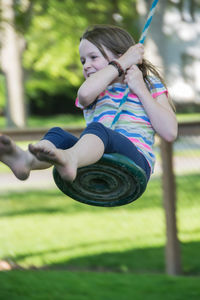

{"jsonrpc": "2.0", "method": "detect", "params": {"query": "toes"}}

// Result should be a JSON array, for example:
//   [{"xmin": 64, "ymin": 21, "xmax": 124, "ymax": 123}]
[
  {"xmin": 0, "ymin": 135, "xmax": 11, "ymax": 145},
  {"xmin": 41, "ymin": 148, "xmax": 53, "ymax": 155},
  {"xmin": 28, "ymin": 144, "xmax": 36, "ymax": 155},
  {"xmin": 0, "ymin": 135, "xmax": 10, "ymax": 146},
  {"xmin": 0, "ymin": 135, "xmax": 12, "ymax": 155},
  {"xmin": 39, "ymin": 150, "xmax": 56, "ymax": 161},
  {"xmin": 28, "ymin": 144, "xmax": 54, "ymax": 157}
]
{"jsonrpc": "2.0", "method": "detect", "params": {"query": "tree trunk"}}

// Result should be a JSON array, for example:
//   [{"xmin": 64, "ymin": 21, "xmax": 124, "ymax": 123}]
[{"xmin": 0, "ymin": 0, "xmax": 26, "ymax": 128}]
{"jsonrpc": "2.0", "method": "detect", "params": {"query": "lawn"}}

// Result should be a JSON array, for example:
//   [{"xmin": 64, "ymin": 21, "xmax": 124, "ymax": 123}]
[
  {"xmin": 0, "ymin": 178, "xmax": 166, "ymax": 272},
  {"xmin": 0, "ymin": 270, "xmax": 200, "ymax": 300},
  {"xmin": 0, "ymin": 113, "xmax": 200, "ymax": 299},
  {"xmin": 0, "ymin": 174, "xmax": 200, "ymax": 273},
  {"xmin": 0, "ymin": 174, "xmax": 200, "ymax": 299},
  {"xmin": 0, "ymin": 114, "xmax": 86, "ymax": 129},
  {"xmin": 176, "ymin": 113, "xmax": 200, "ymax": 123}
]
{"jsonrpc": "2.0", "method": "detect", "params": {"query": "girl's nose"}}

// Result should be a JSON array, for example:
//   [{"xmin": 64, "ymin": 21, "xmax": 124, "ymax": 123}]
[{"xmin": 84, "ymin": 60, "xmax": 91, "ymax": 70}]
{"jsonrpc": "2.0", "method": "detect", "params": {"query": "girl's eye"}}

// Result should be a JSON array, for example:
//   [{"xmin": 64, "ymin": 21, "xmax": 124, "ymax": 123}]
[
  {"xmin": 80, "ymin": 59, "xmax": 85, "ymax": 65},
  {"xmin": 91, "ymin": 56, "xmax": 97, "ymax": 60}
]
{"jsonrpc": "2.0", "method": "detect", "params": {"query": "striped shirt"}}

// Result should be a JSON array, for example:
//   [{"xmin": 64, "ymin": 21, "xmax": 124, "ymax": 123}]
[{"xmin": 76, "ymin": 76, "xmax": 168, "ymax": 173}]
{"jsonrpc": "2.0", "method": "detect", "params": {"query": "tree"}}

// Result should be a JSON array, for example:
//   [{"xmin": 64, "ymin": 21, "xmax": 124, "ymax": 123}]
[
  {"xmin": 0, "ymin": 0, "xmax": 140, "ymax": 120},
  {"xmin": 0, "ymin": 0, "xmax": 27, "ymax": 127},
  {"xmin": 23, "ymin": 0, "xmax": 139, "ymax": 92}
]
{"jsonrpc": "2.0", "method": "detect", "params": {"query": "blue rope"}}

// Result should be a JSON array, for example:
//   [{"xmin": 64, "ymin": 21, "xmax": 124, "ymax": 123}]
[
  {"xmin": 139, "ymin": 0, "xmax": 159, "ymax": 44},
  {"xmin": 110, "ymin": 88, "xmax": 129, "ymax": 129},
  {"xmin": 110, "ymin": 0, "xmax": 159, "ymax": 129}
]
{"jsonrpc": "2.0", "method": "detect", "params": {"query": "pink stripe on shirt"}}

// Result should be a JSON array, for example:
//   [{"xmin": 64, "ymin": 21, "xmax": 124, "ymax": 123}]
[
  {"xmin": 128, "ymin": 137, "xmax": 152, "ymax": 151},
  {"xmin": 119, "ymin": 115, "xmax": 151, "ymax": 125},
  {"xmin": 151, "ymin": 91, "xmax": 168, "ymax": 98},
  {"xmin": 105, "ymin": 91, "xmax": 124, "ymax": 99}
]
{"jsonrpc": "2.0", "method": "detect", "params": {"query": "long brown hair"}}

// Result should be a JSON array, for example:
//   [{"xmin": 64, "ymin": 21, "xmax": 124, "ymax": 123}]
[
  {"xmin": 81, "ymin": 25, "xmax": 176, "ymax": 110},
  {"xmin": 80, "ymin": 25, "xmax": 166, "ymax": 86}
]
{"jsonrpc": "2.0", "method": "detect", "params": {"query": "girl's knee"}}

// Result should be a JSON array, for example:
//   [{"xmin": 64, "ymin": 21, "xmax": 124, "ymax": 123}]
[
  {"xmin": 86, "ymin": 122, "xmax": 106, "ymax": 131},
  {"xmin": 47, "ymin": 127, "xmax": 65, "ymax": 134},
  {"xmin": 81, "ymin": 122, "xmax": 107, "ymax": 136},
  {"xmin": 81, "ymin": 122, "xmax": 109, "ymax": 148},
  {"xmin": 43, "ymin": 127, "xmax": 78, "ymax": 149}
]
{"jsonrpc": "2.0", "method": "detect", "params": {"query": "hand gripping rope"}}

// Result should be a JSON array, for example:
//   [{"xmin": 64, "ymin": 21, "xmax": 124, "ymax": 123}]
[{"xmin": 53, "ymin": 0, "xmax": 159, "ymax": 207}]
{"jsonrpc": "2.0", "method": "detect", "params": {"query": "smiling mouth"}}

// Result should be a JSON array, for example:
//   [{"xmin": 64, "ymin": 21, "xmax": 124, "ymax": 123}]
[{"xmin": 87, "ymin": 72, "xmax": 95, "ymax": 77}]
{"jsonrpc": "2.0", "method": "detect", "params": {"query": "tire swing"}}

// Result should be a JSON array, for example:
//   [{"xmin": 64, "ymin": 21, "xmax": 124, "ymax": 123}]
[
  {"xmin": 53, "ymin": 153, "xmax": 148, "ymax": 207},
  {"xmin": 53, "ymin": 0, "xmax": 159, "ymax": 207}
]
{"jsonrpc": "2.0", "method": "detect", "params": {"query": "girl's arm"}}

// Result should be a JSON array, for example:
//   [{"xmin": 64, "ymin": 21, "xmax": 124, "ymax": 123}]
[
  {"xmin": 77, "ymin": 65, "xmax": 119, "ymax": 107},
  {"xmin": 78, "ymin": 44, "xmax": 144, "ymax": 107},
  {"xmin": 125, "ymin": 65, "xmax": 178, "ymax": 142}
]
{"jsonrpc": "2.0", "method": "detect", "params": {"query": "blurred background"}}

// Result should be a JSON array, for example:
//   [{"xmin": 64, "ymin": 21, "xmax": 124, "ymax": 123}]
[
  {"xmin": 0, "ymin": 1, "xmax": 200, "ymax": 299},
  {"xmin": 0, "ymin": 0, "xmax": 200, "ymax": 126}
]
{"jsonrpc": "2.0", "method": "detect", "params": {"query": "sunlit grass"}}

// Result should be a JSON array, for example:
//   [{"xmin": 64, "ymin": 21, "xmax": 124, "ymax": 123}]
[
  {"xmin": 177, "ymin": 113, "xmax": 200, "ymax": 123},
  {"xmin": 0, "ymin": 174, "xmax": 200, "ymax": 275},
  {"xmin": 27, "ymin": 114, "xmax": 85, "ymax": 128},
  {"xmin": 0, "ymin": 174, "xmax": 200, "ymax": 300},
  {"xmin": 0, "ymin": 183, "xmax": 165, "ymax": 271},
  {"xmin": 174, "ymin": 149, "xmax": 200, "ymax": 156},
  {"xmin": 0, "ymin": 114, "xmax": 85, "ymax": 129}
]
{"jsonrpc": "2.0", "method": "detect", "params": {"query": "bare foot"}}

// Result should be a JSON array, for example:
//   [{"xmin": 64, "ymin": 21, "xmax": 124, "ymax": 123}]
[
  {"xmin": 29, "ymin": 142, "xmax": 77, "ymax": 182},
  {"xmin": 0, "ymin": 135, "xmax": 32, "ymax": 180}
]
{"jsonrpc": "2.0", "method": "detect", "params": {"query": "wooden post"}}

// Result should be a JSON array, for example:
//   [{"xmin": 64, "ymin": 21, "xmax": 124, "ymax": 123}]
[{"xmin": 160, "ymin": 139, "xmax": 182, "ymax": 275}]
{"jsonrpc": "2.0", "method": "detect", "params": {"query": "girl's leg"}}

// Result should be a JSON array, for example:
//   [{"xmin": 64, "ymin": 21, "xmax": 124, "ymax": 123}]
[
  {"xmin": 81, "ymin": 122, "xmax": 151, "ymax": 180},
  {"xmin": 0, "ymin": 135, "xmax": 51, "ymax": 180},
  {"xmin": 30, "ymin": 130, "xmax": 105, "ymax": 182},
  {"xmin": 40, "ymin": 126, "xmax": 79, "ymax": 150},
  {"xmin": 0, "ymin": 127, "xmax": 79, "ymax": 180},
  {"xmin": 29, "ymin": 122, "xmax": 150, "ymax": 183}
]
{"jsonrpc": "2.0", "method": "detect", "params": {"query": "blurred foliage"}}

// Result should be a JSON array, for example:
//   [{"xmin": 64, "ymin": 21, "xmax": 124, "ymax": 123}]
[
  {"xmin": 1, "ymin": 1, "xmax": 200, "ymax": 115},
  {"xmin": 20, "ymin": 0, "xmax": 139, "ymax": 114},
  {"xmin": 24, "ymin": 0, "xmax": 139, "ymax": 84}
]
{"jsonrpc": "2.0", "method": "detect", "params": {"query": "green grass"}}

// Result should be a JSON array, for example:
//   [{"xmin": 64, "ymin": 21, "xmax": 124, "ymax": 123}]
[
  {"xmin": 0, "ymin": 114, "xmax": 85, "ymax": 129},
  {"xmin": 0, "ymin": 174, "xmax": 200, "ymax": 299},
  {"xmin": 0, "ymin": 175, "xmax": 200, "ymax": 274},
  {"xmin": 27, "ymin": 114, "xmax": 85, "ymax": 128},
  {"xmin": 174, "ymin": 149, "xmax": 200, "ymax": 157},
  {"xmin": 177, "ymin": 113, "xmax": 200, "ymax": 123},
  {"xmin": 0, "ymin": 271, "xmax": 200, "ymax": 300},
  {"xmin": 0, "ymin": 113, "xmax": 200, "ymax": 298},
  {"xmin": 0, "ymin": 180, "xmax": 165, "ymax": 272}
]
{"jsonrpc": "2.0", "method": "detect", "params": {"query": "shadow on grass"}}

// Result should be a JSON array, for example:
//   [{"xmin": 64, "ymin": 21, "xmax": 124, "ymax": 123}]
[
  {"xmin": 0, "ymin": 178, "xmax": 163, "ymax": 218},
  {"xmin": 1, "ymin": 174, "xmax": 200, "ymax": 276},
  {"xmin": 1, "ymin": 269, "xmax": 200, "ymax": 300},
  {"xmin": 0, "ymin": 172, "xmax": 199, "ymax": 218},
  {"xmin": 4, "ymin": 240, "xmax": 200, "ymax": 276}
]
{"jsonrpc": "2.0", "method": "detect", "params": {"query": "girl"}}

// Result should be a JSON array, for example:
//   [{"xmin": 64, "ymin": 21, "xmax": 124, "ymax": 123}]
[{"xmin": 0, "ymin": 25, "xmax": 177, "ymax": 185}]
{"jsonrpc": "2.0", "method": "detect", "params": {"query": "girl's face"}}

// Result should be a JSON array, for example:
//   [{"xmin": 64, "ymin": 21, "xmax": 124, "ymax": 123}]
[{"xmin": 79, "ymin": 39, "xmax": 117, "ymax": 79}]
